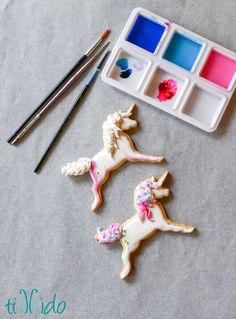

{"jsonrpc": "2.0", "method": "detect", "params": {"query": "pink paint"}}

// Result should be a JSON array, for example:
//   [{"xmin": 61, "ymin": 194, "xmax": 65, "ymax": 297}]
[
  {"xmin": 157, "ymin": 79, "xmax": 177, "ymax": 102},
  {"xmin": 164, "ymin": 21, "xmax": 172, "ymax": 29},
  {"xmin": 200, "ymin": 50, "xmax": 236, "ymax": 89}
]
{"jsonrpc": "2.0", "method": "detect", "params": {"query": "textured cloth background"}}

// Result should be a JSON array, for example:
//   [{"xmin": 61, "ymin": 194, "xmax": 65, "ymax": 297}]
[{"xmin": 0, "ymin": 0, "xmax": 236, "ymax": 318}]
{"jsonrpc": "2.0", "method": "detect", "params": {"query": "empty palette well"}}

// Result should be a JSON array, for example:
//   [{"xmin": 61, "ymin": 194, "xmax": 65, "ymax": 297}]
[
  {"xmin": 163, "ymin": 32, "xmax": 203, "ymax": 71},
  {"xmin": 182, "ymin": 86, "xmax": 225, "ymax": 128},
  {"xmin": 200, "ymin": 49, "xmax": 236, "ymax": 89},
  {"xmin": 126, "ymin": 15, "xmax": 166, "ymax": 53},
  {"xmin": 144, "ymin": 67, "xmax": 188, "ymax": 109},
  {"xmin": 108, "ymin": 50, "xmax": 149, "ymax": 91}
]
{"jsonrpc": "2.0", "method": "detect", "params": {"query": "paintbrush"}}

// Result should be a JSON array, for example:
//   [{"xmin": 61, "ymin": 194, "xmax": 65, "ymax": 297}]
[
  {"xmin": 34, "ymin": 51, "xmax": 110, "ymax": 173},
  {"xmin": 7, "ymin": 28, "xmax": 110, "ymax": 145},
  {"xmin": 9, "ymin": 42, "xmax": 110, "ymax": 145}
]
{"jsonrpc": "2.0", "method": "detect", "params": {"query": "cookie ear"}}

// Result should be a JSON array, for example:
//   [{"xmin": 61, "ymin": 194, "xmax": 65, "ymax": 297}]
[
  {"xmin": 127, "ymin": 103, "xmax": 136, "ymax": 114},
  {"xmin": 158, "ymin": 171, "xmax": 168, "ymax": 185}
]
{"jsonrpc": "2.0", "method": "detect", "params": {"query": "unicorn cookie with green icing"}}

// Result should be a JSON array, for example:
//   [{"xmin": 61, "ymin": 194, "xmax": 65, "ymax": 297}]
[
  {"xmin": 95, "ymin": 172, "xmax": 195, "ymax": 279},
  {"xmin": 62, "ymin": 104, "xmax": 164, "ymax": 211}
]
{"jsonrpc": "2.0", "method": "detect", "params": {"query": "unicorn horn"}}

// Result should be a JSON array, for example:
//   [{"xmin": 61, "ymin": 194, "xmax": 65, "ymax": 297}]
[
  {"xmin": 127, "ymin": 103, "xmax": 136, "ymax": 114},
  {"xmin": 158, "ymin": 171, "xmax": 169, "ymax": 185}
]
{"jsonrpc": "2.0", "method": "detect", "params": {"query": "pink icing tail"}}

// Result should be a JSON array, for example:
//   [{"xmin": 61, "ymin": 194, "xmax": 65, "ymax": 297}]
[{"xmin": 95, "ymin": 223, "xmax": 123, "ymax": 243}]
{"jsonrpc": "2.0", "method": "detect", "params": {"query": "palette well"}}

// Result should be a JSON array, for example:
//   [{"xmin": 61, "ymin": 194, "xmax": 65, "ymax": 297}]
[
  {"xmin": 108, "ymin": 50, "xmax": 150, "ymax": 91},
  {"xmin": 126, "ymin": 15, "xmax": 167, "ymax": 53},
  {"xmin": 102, "ymin": 7, "xmax": 236, "ymax": 132},
  {"xmin": 163, "ymin": 32, "xmax": 203, "ymax": 71},
  {"xmin": 200, "ymin": 49, "xmax": 236, "ymax": 90},
  {"xmin": 182, "ymin": 86, "xmax": 226, "ymax": 127},
  {"xmin": 144, "ymin": 67, "xmax": 188, "ymax": 109}
]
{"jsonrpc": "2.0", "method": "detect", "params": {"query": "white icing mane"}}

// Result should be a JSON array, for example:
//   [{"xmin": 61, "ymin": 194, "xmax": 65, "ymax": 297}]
[{"xmin": 103, "ymin": 110, "xmax": 132, "ymax": 156}]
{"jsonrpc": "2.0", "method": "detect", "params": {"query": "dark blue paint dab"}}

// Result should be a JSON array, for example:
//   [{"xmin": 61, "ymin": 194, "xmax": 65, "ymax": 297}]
[
  {"xmin": 120, "ymin": 69, "xmax": 132, "ymax": 78},
  {"xmin": 127, "ymin": 15, "xmax": 166, "ymax": 53},
  {"xmin": 116, "ymin": 58, "xmax": 132, "ymax": 78}
]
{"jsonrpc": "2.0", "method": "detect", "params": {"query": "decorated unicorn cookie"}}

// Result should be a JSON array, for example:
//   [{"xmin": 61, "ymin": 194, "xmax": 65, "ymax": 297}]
[
  {"xmin": 62, "ymin": 104, "xmax": 164, "ymax": 211},
  {"xmin": 95, "ymin": 172, "xmax": 195, "ymax": 279}
]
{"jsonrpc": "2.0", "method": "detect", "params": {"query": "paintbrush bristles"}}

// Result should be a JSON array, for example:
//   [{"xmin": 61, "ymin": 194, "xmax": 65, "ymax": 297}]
[
  {"xmin": 85, "ymin": 28, "xmax": 111, "ymax": 57},
  {"xmin": 101, "ymin": 28, "xmax": 111, "ymax": 40}
]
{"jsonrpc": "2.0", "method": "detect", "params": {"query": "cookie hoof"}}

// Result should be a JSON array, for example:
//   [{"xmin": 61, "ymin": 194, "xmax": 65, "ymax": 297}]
[
  {"xmin": 120, "ymin": 269, "xmax": 129, "ymax": 279},
  {"xmin": 185, "ymin": 227, "xmax": 195, "ymax": 233},
  {"xmin": 91, "ymin": 202, "xmax": 100, "ymax": 212}
]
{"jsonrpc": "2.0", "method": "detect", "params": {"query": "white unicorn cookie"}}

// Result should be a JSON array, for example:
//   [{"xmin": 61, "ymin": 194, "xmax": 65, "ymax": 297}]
[
  {"xmin": 62, "ymin": 104, "xmax": 164, "ymax": 211},
  {"xmin": 95, "ymin": 172, "xmax": 195, "ymax": 279}
]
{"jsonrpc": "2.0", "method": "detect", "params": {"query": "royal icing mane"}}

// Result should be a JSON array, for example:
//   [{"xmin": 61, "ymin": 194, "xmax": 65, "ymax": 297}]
[
  {"xmin": 102, "ymin": 110, "xmax": 132, "ymax": 157},
  {"xmin": 135, "ymin": 179, "xmax": 163, "ymax": 221}
]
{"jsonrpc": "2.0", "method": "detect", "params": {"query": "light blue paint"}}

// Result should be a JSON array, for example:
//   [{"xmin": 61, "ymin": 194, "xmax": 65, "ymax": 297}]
[
  {"xmin": 116, "ymin": 58, "xmax": 129, "ymax": 70},
  {"xmin": 163, "ymin": 32, "xmax": 202, "ymax": 71}
]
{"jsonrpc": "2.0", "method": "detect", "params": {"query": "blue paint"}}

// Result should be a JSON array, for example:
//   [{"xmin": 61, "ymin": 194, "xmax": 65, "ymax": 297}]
[
  {"xmin": 116, "ymin": 58, "xmax": 129, "ymax": 70},
  {"xmin": 120, "ymin": 69, "xmax": 132, "ymax": 78},
  {"xmin": 127, "ymin": 15, "xmax": 166, "ymax": 53},
  {"xmin": 115, "ymin": 58, "xmax": 132, "ymax": 78},
  {"xmin": 163, "ymin": 32, "xmax": 202, "ymax": 71}
]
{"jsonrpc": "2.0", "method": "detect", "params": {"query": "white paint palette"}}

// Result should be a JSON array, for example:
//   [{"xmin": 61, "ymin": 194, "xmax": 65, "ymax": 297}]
[{"xmin": 102, "ymin": 7, "xmax": 236, "ymax": 132}]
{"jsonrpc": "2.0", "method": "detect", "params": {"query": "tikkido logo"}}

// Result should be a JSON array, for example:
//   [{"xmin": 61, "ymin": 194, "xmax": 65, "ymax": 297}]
[{"xmin": 4, "ymin": 289, "xmax": 67, "ymax": 316}]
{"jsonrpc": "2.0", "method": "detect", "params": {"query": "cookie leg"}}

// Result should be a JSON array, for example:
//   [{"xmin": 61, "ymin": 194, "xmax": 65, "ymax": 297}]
[
  {"xmin": 125, "ymin": 149, "xmax": 164, "ymax": 163},
  {"xmin": 91, "ymin": 182, "xmax": 103, "ymax": 211},
  {"xmin": 120, "ymin": 246, "xmax": 132, "ymax": 279},
  {"xmin": 165, "ymin": 220, "xmax": 194, "ymax": 233}
]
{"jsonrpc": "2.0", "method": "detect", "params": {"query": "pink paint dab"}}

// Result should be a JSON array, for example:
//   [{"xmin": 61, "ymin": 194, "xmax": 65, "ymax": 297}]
[
  {"xmin": 157, "ymin": 79, "xmax": 177, "ymax": 102},
  {"xmin": 200, "ymin": 50, "xmax": 236, "ymax": 89}
]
